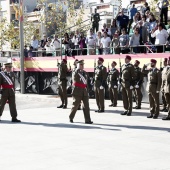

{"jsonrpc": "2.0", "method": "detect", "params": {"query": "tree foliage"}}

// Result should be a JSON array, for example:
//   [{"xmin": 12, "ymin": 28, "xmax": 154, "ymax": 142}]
[{"xmin": 38, "ymin": 0, "xmax": 90, "ymax": 36}]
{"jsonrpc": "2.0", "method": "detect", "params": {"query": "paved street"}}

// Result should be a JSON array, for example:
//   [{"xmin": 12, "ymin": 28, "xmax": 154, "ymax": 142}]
[{"xmin": 0, "ymin": 94, "xmax": 170, "ymax": 170}]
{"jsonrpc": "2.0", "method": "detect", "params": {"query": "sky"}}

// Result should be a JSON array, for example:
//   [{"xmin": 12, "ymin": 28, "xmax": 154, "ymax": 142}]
[{"xmin": 122, "ymin": 0, "xmax": 130, "ymax": 8}]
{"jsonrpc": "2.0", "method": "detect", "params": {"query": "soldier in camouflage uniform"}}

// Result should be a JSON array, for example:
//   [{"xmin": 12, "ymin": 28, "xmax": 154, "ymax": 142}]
[
  {"xmin": 120, "ymin": 55, "xmax": 135, "ymax": 116},
  {"xmin": 162, "ymin": 57, "xmax": 170, "ymax": 120},
  {"xmin": 107, "ymin": 61, "xmax": 119, "ymax": 107},
  {"xmin": 94, "ymin": 57, "xmax": 107, "ymax": 113},
  {"xmin": 57, "ymin": 59, "xmax": 68, "ymax": 109},
  {"xmin": 133, "ymin": 60, "xmax": 143, "ymax": 109},
  {"xmin": 142, "ymin": 59, "xmax": 162, "ymax": 119},
  {"xmin": 160, "ymin": 58, "xmax": 168, "ymax": 112}
]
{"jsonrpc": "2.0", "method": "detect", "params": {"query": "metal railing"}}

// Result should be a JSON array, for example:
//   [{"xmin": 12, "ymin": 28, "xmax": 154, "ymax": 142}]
[{"xmin": 1, "ymin": 44, "xmax": 170, "ymax": 58}]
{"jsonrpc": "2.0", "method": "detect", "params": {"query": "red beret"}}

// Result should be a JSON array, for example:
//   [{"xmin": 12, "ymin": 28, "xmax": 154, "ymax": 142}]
[
  {"xmin": 98, "ymin": 57, "xmax": 104, "ymax": 62},
  {"xmin": 135, "ymin": 60, "xmax": 140, "ymax": 65},
  {"xmin": 125, "ymin": 55, "xmax": 131, "ymax": 60},
  {"xmin": 164, "ymin": 58, "xmax": 168, "ymax": 62},
  {"xmin": 62, "ymin": 59, "xmax": 67, "ymax": 63},
  {"xmin": 112, "ymin": 61, "xmax": 117, "ymax": 66},
  {"xmin": 151, "ymin": 59, "xmax": 157, "ymax": 64}
]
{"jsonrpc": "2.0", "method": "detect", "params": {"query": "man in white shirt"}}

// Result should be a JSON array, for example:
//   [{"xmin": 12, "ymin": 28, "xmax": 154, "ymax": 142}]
[
  {"xmin": 101, "ymin": 31, "xmax": 111, "ymax": 54},
  {"xmin": 86, "ymin": 29, "xmax": 96, "ymax": 55},
  {"xmin": 30, "ymin": 35, "xmax": 39, "ymax": 57},
  {"xmin": 51, "ymin": 35, "xmax": 61, "ymax": 56},
  {"xmin": 151, "ymin": 22, "xmax": 169, "ymax": 52},
  {"xmin": 45, "ymin": 38, "xmax": 53, "ymax": 56}
]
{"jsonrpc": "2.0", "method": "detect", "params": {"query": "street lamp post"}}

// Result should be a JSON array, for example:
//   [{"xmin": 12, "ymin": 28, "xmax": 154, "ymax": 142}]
[{"xmin": 19, "ymin": 0, "xmax": 25, "ymax": 94}]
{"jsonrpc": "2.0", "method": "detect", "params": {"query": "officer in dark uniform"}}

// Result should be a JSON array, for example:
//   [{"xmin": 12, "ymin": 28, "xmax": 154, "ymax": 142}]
[
  {"xmin": 133, "ymin": 60, "xmax": 143, "ymax": 109},
  {"xmin": 94, "ymin": 57, "xmax": 107, "ymax": 113},
  {"xmin": 0, "ymin": 63, "xmax": 21, "ymax": 122},
  {"xmin": 120, "ymin": 55, "xmax": 135, "ymax": 116},
  {"xmin": 57, "ymin": 59, "xmax": 68, "ymax": 109},
  {"xmin": 91, "ymin": 8, "xmax": 100, "ymax": 33},
  {"xmin": 107, "ymin": 61, "xmax": 119, "ymax": 107},
  {"xmin": 69, "ymin": 60, "xmax": 93, "ymax": 124},
  {"xmin": 161, "ymin": 58, "xmax": 168, "ymax": 112},
  {"xmin": 142, "ymin": 59, "xmax": 162, "ymax": 119}
]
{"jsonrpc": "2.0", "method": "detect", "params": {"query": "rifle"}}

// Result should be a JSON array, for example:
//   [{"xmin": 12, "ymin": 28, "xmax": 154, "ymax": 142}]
[
  {"xmin": 91, "ymin": 59, "xmax": 96, "ymax": 86},
  {"xmin": 118, "ymin": 58, "xmax": 122, "ymax": 93},
  {"xmin": 160, "ymin": 58, "xmax": 163, "ymax": 71},
  {"xmin": 108, "ymin": 62, "xmax": 110, "ymax": 73}
]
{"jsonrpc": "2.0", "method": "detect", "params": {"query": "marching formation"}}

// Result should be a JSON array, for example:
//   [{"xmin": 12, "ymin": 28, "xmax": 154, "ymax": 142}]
[
  {"xmin": 0, "ymin": 56, "xmax": 170, "ymax": 123},
  {"xmin": 56, "ymin": 55, "xmax": 170, "ymax": 123}
]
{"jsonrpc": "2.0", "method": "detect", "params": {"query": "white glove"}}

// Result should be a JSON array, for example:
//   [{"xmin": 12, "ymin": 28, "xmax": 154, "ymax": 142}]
[
  {"xmin": 114, "ymin": 85, "xmax": 117, "ymax": 88},
  {"xmin": 145, "ymin": 63, "xmax": 151, "ymax": 67},
  {"xmin": 156, "ymin": 91, "xmax": 160, "ymax": 93},
  {"xmin": 130, "ymin": 86, "xmax": 133, "ymax": 90},
  {"xmin": 100, "ymin": 86, "xmax": 104, "ymax": 90},
  {"xmin": 135, "ymin": 85, "xmax": 139, "ymax": 88}
]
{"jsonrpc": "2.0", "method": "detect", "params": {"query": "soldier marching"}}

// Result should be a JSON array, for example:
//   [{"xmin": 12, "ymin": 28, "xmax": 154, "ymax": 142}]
[{"xmin": 1, "ymin": 56, "xmax": 170, "ymax": 123}]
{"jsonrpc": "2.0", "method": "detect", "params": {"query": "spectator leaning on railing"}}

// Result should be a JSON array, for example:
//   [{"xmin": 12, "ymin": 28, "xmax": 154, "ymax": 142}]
[
  {"xmin": 135, "ymin": 20, "xmax": 148, "ymax": 53},
  {"xmin": 112, "ymin": 30, "xmax": 120, "ymax": 54},
  {"xmin": 130, "ymin": 27, "xmax": 140, "ymax": 53},
  {"xmin": 86, "ymin": 29, "xmax": 96, "ymax": 55},
  {"xmin": 78, "ymin": 33, "xmax": 87, "ymax": 55},
  {"xmin": 119, "ymin": 28, "xmax": 130, "ymax": 54},
  {"xmin": 96, "ymin": 31, "xmax": 103, "ymax": 55},
  {"xmin": 30, "ymin": 35, "xmax": 39, "ymax": 57},
  {"xmin": 151, "ymin": 22, "xmax": 169, "ymax": 53},
  {"xmin": 45, "ymin": 38, "xmax": 53, "ymax": 56},
  {"xmin": 51, "ymin": 35, "xmax": 61, "ymax": 56},
  {"xmin": 101, "ymin": 31, "xmax": 111, "ymax": 55}
]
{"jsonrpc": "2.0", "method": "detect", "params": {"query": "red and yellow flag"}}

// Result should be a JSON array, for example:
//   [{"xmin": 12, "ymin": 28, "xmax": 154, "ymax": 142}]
[
  {"xmin": 12, "ymin": 0, "xmax": 19, "ymax": 20},
  {"xmin": 19, "ymin": 0, "xmax": 23, "ymax": 22}
]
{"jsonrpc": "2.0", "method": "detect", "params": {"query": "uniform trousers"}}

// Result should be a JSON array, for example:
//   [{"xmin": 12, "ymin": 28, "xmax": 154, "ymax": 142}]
[
  {"xmin": 69, "ymin": 95, "xmax": 91, "ymax": 122},
  {"xmin": 122, "ymin": 86, "xmax": 133, "ymax": 113},
  {"xmin": 148, "ymin": 91, "xmax": 160, "ymax": 116},
  {"xmin": 133, "ymin": 86, "xmax": 142, "ymax": 107},
  {"xmin": 58, "ymin": 80, "xmax": 67, "ymax": 106},
  {"xmin": 165, "ymin": 93, "xmax": 170, "ymax": 115},
  {"xmin": 95, "ymin": 87, "xmax": 105, "ymax": 110},
  {"xmin": 109, "ymin": 87, "xmax": 118, "ymax": 106},
  {"xmin": 0, "ymin": 93, "xmax": 17, "ymax": 119}
]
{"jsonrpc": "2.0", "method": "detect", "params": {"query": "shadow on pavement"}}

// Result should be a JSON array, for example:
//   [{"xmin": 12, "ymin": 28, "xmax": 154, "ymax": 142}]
[
  {"xmin": 93, "ymin": 123, "xmax": 170, "ymax": 133},
  {"xmin": 0, "ymin": 121, "xmax": 120, "ymax": 131},
  {"xmin": 90, "ymin": 109, "xmax": 166, "ymax": 118}
]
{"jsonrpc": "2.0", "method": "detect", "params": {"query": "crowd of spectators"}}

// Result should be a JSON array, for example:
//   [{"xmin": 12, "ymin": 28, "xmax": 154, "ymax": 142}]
[{"xmin": 25, "ymin": 1, "xmax": 170, "ymax": 57}]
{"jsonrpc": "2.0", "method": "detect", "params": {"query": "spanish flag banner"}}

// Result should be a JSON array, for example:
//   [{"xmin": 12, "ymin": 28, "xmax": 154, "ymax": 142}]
[
  {"xmin": 19, "ymin": 0, "xmax": 23, "ymax": 22},
  {"xmin": 12, "ymin": 0, "xmax": 19, "ymax": 20}
]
